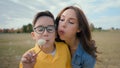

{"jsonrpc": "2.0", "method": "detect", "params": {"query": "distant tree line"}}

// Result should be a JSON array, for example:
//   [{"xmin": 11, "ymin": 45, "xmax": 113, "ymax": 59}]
[
  {"xmin": 89, "ymin": 23, "xmax": 102, "ymax": 31},
  {"xmin": 22, "ymin": 24, "xmax": 33, "ymax": 33},
  {"xmin": 0, "ymin": 23, "xmax": 33, "ymax": 33},
  {"xmin": 0, "ymin": 23, "xmax": 119, "ymax": 33},
  {"xmin": 89, "ymin": 23, "xmax": 120, "ymax": 31}
]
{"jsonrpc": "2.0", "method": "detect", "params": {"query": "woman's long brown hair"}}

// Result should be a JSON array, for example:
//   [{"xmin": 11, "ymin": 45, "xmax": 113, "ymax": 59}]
[{"xmin": 55, "ymin": 6, "xmax": 97, "ymax": 59}]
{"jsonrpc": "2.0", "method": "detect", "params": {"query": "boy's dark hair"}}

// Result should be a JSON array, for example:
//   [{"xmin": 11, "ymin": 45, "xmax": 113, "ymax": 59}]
[{"xmin": 32, "ymin": 11, "xmax": 54, "ymax": 27}]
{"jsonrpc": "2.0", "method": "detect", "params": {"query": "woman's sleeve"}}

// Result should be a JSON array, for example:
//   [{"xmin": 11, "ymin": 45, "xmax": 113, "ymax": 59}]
[{"xmin": 83, "ymin": 53, "xmax": 96, "ymax": 68}]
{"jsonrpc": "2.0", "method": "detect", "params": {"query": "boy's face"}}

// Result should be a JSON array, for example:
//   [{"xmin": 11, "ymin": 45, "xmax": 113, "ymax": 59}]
[{"xmin": 31, "ymin": 16, "xmax": 55, "ymax": 48}]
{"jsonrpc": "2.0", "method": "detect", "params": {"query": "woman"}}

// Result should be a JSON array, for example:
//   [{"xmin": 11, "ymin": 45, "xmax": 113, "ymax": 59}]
[{"xmin": 55, "ymin": 6, "xmax": 97, "ymax": 68}]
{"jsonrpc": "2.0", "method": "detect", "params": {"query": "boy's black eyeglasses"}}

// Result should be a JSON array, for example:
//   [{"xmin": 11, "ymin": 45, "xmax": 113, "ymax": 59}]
[{"xmin": 33, "ymin": 25, "xmax": 55, "ymax": 34}]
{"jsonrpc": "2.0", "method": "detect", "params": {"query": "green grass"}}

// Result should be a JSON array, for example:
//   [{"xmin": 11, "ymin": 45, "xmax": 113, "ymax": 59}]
[{"xmin": 0, "ymin": 31, "xmax": 120, "ymax": 68}]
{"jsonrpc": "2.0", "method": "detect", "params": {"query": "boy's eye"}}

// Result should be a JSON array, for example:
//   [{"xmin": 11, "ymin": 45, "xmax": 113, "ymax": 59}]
[
  {"xmin": 47, "ymin": 28, "xmax": 53, "ymax": 31},
  {"xmin": 38, "ymin": 27, "xmax": 44, "ymax": 31},
  {"xmin": 34, "ymin": 25, "xmax": 55, "ymax": 34},
  {"xmin": 47, "ymin": 26, "xmax": 55, "ymax": 32}
]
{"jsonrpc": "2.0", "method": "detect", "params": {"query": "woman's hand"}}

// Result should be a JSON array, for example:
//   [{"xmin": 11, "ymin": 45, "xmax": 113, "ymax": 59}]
[{"xmin": 21, "ymin": 51, "xmax": 37, "ymax": 68}]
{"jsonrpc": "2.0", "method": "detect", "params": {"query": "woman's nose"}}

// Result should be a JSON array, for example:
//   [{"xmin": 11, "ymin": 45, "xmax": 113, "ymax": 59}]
[{"xmin": 61, "ymin": 21, "xmax": 67, "ymax": 28}]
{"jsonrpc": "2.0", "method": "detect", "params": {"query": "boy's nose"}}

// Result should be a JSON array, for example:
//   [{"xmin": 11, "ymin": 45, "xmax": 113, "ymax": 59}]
[{"xmin": 43, "ymin": 29, "xmax": 48, "ymax": 37}]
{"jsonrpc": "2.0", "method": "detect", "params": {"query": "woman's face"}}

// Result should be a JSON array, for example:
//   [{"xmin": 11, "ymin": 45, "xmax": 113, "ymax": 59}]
[
  {"xmin": 31, "ymin": 16, "xmax": 55, "ymax": 48},
  {"xmin": 58, "ymin": 9, "xmax": 80, "ymax": 41}
]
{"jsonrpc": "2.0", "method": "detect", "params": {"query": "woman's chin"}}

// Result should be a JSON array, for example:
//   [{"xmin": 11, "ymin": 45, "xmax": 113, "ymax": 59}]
[{"xmin": 60, "ymin": 37, "xmax": 65, "ymax": 41}]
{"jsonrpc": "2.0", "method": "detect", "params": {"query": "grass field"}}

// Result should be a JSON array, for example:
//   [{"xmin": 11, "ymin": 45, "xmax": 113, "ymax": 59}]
[{"xmin": 0, "ymin": 31, "xmax": 120, "ymax": 68}]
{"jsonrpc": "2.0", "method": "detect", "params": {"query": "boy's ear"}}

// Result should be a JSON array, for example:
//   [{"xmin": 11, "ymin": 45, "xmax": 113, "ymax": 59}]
[{"xmin": 31, "ymin": 32, "xmax": 36, "ymax": 40}]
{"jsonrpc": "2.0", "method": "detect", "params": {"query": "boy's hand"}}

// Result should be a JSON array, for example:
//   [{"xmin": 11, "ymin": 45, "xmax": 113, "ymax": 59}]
[{"xmin": 21, "ymin": 51, "xmax": 37, "ymax": 68}]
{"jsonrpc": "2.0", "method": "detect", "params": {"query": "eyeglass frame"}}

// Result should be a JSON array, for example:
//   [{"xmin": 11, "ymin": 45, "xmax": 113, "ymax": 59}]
[{"xmin": 33, "ymin": 25, "xmax": 56, "ymax": 34}]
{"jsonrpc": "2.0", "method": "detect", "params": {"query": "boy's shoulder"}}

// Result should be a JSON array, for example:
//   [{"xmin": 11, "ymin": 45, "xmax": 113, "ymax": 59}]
[
  {"xmin": 55, "ymin": 42, "xmax": 66, "ymax": 46},
  {"xmin": 55, "ymin": 42, "xmax": 68, "ymax": 49}
]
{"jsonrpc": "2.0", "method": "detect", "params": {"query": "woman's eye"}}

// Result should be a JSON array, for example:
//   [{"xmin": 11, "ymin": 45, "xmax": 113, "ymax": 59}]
[
  {"xmin": 60, "ymin": 19, "xmax": 64, "ymax": 21},
  {"xmin": 69, "ymin": 21, "xmax": 74, "ymax": 24}
]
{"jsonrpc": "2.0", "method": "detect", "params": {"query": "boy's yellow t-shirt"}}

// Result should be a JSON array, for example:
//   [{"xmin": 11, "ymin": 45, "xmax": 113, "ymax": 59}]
[{"xmin": 19, "ymin": 42, "xmax": 71, "ymax": 68}]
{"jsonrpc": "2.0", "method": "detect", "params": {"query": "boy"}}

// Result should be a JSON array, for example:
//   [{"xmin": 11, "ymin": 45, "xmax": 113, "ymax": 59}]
[{"xmin": 19, "ymin": 11, "xmax": 71, "ymax": 68}]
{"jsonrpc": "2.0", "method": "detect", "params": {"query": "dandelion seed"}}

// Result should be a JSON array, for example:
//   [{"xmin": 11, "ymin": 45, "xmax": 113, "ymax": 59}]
[{"xmin": 37, "ymin": 39, "xmax": 46, "ymax": 47}]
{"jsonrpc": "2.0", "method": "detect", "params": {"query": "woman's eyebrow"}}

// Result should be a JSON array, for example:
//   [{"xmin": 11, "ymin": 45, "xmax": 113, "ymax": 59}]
[
  {"xmin": 61, "ymin": 15, "xmax": 77, "ymax": 20},
  {"xmin": 69, "ymin": 17, "xmax": 77, "ymax": 20}
]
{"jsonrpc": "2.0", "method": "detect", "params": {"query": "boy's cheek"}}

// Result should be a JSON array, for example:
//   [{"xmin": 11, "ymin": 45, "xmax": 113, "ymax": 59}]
[{"xmin": 31, "ymin": 32, "xmax": 37, "ymax": 40}]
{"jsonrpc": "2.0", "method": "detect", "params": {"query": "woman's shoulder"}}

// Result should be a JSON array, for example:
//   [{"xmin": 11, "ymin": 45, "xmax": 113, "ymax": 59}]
[
  {"xmin": 78, "ymin": 44, "xmax": 95, "ymax": 59},
  {"xmin": 82, "ymin": 51, "xmax": 96, "ymax": 64},
  {"xmin": 83, "ymin": 51, "xmax": 94, "ymax": 59},
  {"xmin": 77, "ymin": 44, "xmax": 96, "ymax": 62}
]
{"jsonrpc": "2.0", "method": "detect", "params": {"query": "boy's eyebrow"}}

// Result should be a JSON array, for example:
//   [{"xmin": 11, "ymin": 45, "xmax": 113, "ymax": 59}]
[
  {"xmin": 34, "ymin": 25, "xmax": 42, "ymax": 28},
  {"xmin": 34, "ymin": 25, "xmax": 55, "ymax": 28}
]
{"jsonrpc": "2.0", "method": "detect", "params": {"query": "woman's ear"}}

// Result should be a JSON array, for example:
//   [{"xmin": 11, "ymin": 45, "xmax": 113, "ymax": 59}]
[
  {"xmin": 31, "ymin": 32, "xmax": 36, "ymax": 40},
  {"xmin": 77, "ymin": 28, "xmax": 81, "ymax": 33}
]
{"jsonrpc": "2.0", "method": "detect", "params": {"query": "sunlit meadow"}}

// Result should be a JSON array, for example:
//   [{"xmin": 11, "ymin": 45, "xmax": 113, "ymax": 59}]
[{"xmin": 0, "ymin": 31, "xmax": 120, "ymax": 68}]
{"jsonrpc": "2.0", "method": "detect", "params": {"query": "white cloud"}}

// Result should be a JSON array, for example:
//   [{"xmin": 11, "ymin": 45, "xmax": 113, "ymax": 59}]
[
  {"xmin": 71, "ymin": 0, "xmax": 120, "ymax": 14},
  {"xmin": 90, "ymin": 0, "xmax": 120, "ymax": 13},
  {"xmin": 11, "ymin": 0, "xmax": 38, "ymax": 12},
  {"xmin": 0, "ymin": 0, "xmax": 120, "ymax": 29},
  {"xmin": 0, "ymin": 17, "xmax": 32, "ymax": 29},
  {"xmin": 10, "ymin": 0, "xmax": 19, "ymax": 3},
  {"xmin": 92, "ymin": 16, "xmax": 120, "ymax": 29}
]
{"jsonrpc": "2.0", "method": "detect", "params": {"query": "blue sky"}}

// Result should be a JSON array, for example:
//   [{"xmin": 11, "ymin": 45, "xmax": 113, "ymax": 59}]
[{"xmin": 0, "ymin": 0, "xmax": 120, "ymax": 29}]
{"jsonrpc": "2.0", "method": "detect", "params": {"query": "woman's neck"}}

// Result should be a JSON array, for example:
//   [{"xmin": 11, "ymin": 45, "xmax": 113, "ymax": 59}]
[{"xmin": 65, "ymin": 38, "xmax": 80, "ymax": 56}]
